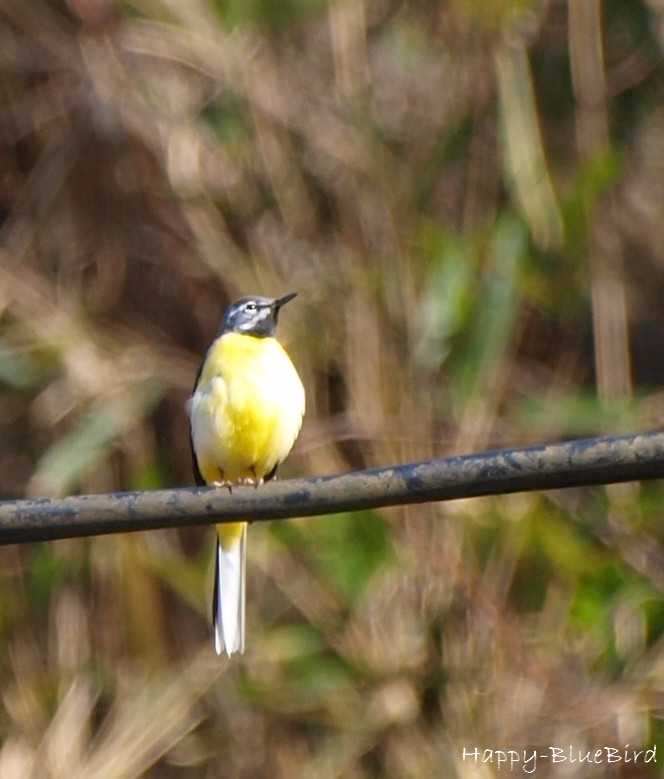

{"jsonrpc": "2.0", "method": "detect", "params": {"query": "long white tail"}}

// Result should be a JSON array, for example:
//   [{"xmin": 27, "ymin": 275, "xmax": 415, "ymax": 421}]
[{"xmin": 213, "ymin": 523, "xmax": 246, "ymax": 656}]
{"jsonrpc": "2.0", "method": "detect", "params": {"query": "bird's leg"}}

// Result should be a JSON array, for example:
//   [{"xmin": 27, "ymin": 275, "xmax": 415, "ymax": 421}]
[
  {"xmin": 212, "ymin": 469, "xmax": 233, "ymax": 494},
  {"xmin": 251, "ymin": 465, "xmax": 263, "ymax": 489}
]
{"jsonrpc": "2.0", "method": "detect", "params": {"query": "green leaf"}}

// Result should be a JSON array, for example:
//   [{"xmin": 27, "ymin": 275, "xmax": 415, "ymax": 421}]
[
  {"xmin": 31, "ymin": 380, "xmax": 163, "ymax": 496},
  {"xmin": 453, "ymin": 214, "xmax": 528, "ymax": 402},
  {"xmin": 496, "ymin": 42, "xmax": 563, "ymax": 250},
  {"xmin": 27, "ymin": 544, "xmax": 84, "ymax": 607},
  {"xmin": 210, "ymin": 0, "xmax": 329, "ymax": 28},
  {"xmin": 276, "ymin": 511, "xmax": 395, "ymax": 605},
  {"xmin": 0, "ymin": 343, "xmax": 49, "ymax": 389},
  {"xmin": 514, "ymin": 392, "xmax": 642, "ymax": 436},
  {"xmin": 416, "ymin": 227, "xmax": 475, "ymax": 370}
]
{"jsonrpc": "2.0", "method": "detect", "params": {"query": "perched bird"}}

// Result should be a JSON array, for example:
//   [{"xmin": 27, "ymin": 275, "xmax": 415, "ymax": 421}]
[{"xmin": 188, "ymin": 293, "xmax": 305, "ymax": 655}]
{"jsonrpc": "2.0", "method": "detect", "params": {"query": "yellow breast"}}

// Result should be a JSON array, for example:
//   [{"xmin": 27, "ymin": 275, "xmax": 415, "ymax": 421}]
[{"xmin": 189, "ymin": 332, "xmax": 305, "ymax": 485}]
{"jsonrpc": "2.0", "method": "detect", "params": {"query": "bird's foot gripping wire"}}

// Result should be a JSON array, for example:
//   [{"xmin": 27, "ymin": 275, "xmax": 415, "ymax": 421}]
[
  {"xmin": 250, "ymin": 466, "xmax": 264, "ymax": 489},
  {"xmin": 236, "ymin": 473, "xmax": 263, "ymax": 488},
  {"xmin": 212, "ymin": 480, "xmax": 233, "ymax": 494}
]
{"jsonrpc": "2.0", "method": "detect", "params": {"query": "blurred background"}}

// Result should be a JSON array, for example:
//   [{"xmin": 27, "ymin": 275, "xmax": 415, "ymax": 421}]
[{"xmin": 0, "ymin": 0, "xmax": 663, "ymax": 776}]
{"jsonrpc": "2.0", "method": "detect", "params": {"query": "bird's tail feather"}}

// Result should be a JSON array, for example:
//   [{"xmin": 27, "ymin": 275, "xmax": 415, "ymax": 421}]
[{"xmin": 213, "ymin": 522, "xmax": 247, "ymax": 656}]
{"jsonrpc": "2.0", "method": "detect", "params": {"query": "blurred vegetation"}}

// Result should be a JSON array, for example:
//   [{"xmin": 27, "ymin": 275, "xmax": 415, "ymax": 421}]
[{"xmin": 0, "ymin": 0, "xmax": 663, "ymax": 775}]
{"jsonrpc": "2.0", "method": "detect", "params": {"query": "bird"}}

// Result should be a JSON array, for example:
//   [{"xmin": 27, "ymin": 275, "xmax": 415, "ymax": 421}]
[{"xmin": 188, "ymin": 293, "xmax": 305, "ymax": 656}]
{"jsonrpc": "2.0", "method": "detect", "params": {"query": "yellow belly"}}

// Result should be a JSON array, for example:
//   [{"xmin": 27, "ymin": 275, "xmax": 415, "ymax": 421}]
[{"xmin": 189, "ymin": 332, "xmax": 305, "ymax": 487}]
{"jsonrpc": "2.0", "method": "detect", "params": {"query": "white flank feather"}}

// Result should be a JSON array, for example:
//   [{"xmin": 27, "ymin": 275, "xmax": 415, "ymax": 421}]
[{"xmin": 214, "ymin": 526, "xmax": 246, "ymax": 656}]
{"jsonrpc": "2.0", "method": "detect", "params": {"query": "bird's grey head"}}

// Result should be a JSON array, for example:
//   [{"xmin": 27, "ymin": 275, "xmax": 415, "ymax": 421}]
[{"xmin": 219, "ymin": 292, "xmax": 297, "ymax": 338}]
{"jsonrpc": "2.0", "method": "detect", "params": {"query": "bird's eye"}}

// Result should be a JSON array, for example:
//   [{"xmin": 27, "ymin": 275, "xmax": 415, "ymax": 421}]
[{"xmin": 245, "ymin": 302, "xmax": 257, "ymax": 312}]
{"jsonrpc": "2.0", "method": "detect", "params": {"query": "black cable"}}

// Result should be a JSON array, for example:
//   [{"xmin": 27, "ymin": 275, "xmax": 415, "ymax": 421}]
[{"xmin": 1, "ymin": 429, "xmax": 663, "ymax": 545}]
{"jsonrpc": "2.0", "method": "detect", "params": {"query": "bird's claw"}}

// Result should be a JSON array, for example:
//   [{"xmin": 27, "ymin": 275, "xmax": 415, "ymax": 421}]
[
  {"xmin": 212, "ymin": 480, "xmax": 233, "ymax": 494},
  {"xmin": 236, "ymin": 476, "xmax": 263, "ymax": 488}
]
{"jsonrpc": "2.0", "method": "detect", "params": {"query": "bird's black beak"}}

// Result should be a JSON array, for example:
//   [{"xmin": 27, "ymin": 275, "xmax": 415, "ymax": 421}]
[{"xmin": 274, "ymin": 292, "xmax": 297, "ymax": 309}]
